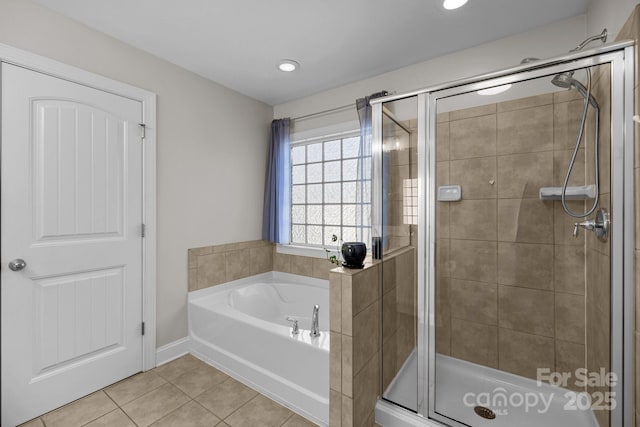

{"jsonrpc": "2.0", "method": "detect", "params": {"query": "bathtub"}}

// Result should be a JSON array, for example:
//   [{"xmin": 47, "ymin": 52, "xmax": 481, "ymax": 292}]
[
  {"xmin": 188, "ymin": 271, "xmax": 329, "ymax": 426},
  {"xmin": 379, "ymin": 350, "xmax": 599, "ymax": 427}
]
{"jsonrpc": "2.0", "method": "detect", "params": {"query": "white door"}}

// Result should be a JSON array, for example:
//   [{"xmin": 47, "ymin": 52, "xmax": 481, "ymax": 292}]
[{"xmin": 1, "ymin": 63, "xmax": 144, "ymax": 426}]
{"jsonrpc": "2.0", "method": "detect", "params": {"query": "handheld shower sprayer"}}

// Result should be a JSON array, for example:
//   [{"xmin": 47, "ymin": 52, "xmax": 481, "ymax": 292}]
[{"xmin": 550, "ymin": 29, "xmax": 607, "ymax": 219}]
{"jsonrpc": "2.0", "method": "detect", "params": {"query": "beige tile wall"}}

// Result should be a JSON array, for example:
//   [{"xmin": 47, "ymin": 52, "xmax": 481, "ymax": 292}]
[
  {"xmin": 188, "ymin": 240, "xmax": 335, "ymax": 292},
  {"xmin": 381, "ymin": 247, "xmax": 417, "ymax": 393},
  {"xmin": 435, "ymin": 93, "xmax": 590, "ymax": 388},
  {"xmin": 330, "ymin": 261, "xmax": 381, "ymax": 427},
  {"xmin": 616, "ymin": 7, "xmax": 640, "ymax": 427},
  {"xmin": 330, "ymin": 247, "xmax": 415, "ymax": 427}
]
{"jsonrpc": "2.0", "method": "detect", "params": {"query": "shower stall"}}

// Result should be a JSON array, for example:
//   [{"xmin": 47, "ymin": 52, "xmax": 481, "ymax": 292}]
[{"xmin": 370, "ymin": 40, "xmax": 634, "ymax": 427}]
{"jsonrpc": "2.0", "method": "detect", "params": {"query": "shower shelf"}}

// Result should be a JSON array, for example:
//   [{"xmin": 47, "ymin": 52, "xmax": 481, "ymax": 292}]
[{"xmin": 539, "ymin": 184, "xmax": 596, "ymax": 200}]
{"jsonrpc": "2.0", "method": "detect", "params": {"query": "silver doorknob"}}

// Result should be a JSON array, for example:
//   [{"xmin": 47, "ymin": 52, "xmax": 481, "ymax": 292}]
[{"xmin": 8, "ymin": 259, "xmax": 26, "ymax": 271}]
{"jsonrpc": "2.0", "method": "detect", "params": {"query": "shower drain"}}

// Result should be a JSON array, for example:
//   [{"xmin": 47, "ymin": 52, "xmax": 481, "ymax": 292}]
[{"xmin": 474, "ymin": 406, "xmax": 496, "ymax": 420}]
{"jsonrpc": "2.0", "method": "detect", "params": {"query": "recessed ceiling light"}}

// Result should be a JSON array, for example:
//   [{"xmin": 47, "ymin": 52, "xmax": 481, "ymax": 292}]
[
  {"xmin": 278, "ymin": 59, "xmax": 299, "ymax": 72},
  {"xmin": 443, "ymin": 0, "xmax": 468, "ymax": 10},
  {"xmin": 477, "ymin": 84, "xmax": 512, "ymax": 96}
]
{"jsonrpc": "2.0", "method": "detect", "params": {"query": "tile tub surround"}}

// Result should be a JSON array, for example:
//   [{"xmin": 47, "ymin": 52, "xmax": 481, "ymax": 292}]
[
  {"xmin": 20, "ymin": 354, "xmax": 317, "ymax": 427},
  {"xmin": 188, "ymin": 240, "xmax": 335, "ymax": 292},
  {"xmin": 435, "ymin": 92, "xmax": 592, "ymax": 391},
  {"xmin": 330, "ymin": 247, "xmax": 416, "ymax": 427}
]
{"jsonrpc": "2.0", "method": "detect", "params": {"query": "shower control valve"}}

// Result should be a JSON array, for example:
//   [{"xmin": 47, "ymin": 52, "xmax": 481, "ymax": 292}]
[
  {"xmin": 573, "ymin": 220, "xmax": 596, "ymax": 237},
  {"xmin": 573, "ymin": 208, "xmax": 610, "ymax": 242}
]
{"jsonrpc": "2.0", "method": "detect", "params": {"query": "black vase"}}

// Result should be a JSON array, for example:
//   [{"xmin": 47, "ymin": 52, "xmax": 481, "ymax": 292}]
[{"xmin": 341, "ymin": 242, "xmax": 367, "ymax": 269}]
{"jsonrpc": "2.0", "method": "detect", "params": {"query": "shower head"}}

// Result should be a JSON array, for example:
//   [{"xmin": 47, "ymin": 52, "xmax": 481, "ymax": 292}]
[
  {"xmin": 551, "ymin": 72, "xmax": 599, "ymax": 109},
  {"xmin": 551, "ymin": 72, "xmax": 575, "ymax": 89}
]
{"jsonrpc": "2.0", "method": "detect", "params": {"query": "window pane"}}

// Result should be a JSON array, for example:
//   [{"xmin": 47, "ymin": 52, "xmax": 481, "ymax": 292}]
[
  {"xmin": 343, "ymin": 182, "xmax": 356, "ymax": 203},
  {"xmin": 324, "ymin": 140, "xmax": 340, "ymax": 161},
  {"xmin": 292, "ymin": 225, "xmax": 305, "ymax": 244},
  {"xmin": 292, "ymin": 165, "xmax": 305, "ymax": 184},
  {"xmin": 308, "ymin": 184, "xmax": 322, "ymax": 203},
  {"xmin": 307, "ymin": 143, "xmax": 322, "ymax": 163},
  {"xmin": 343, "ymin": 159, "xmax": 358, "ymax": 181},
  {"xmin": 363, "ymin": 157, "xmax": 372, "ymax": 179},
  {"xmin": 342, "ymin": 226, "xmax": 357, "ymax": 242},
  {"xmin": 324, "ymin": 183, "xmax": 341, "ymax": 203},
  {"xmin": 308, "ymin": 225, "xmax": 322, "ymax": 245},
  {"xmin": 292, "ymin": 145, "xmax": 305, "ymax": 165},
  {"xmin": 292, "ymin": 185, "xmax": 305, "ymax": 204},
  {"xmin": 307, "ymin": 163, "xmax": 322, "ymax": 183},
  {"xmin": 308, "ymin": 205, "xmax": 322, "ymax": 224},
  {"xmin": 361, "ymin": 227, "xmax": 371, "ymax": 246},
  {"xmin": 343, "ymin": 204, "xmax": 356, "ymax": 226},
  {"xmin": 292, "ymin": 205, "xmax": 305, "ymax": 223},
  {"xmin": 360, "ymin": 180, "xmax": 371, "ymax": 203},
  {"xmin": 324, "ymin": 205, "xmax": 340, "ymax": 225},
  {"xmin": 343, "ymin": 137, "xmax": 360, "ymax": 158},
  {"xmin": 324, "ymin": 161, "xmax": 341, "ymax": 182},
  {"xmin": 324, "ymin": 226, "xmax": 341, "ymax": 245}
]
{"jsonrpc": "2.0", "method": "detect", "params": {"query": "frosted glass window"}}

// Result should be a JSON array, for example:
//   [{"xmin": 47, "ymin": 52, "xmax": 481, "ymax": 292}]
[
  {"xmin": 307, "ymin": 184, "xmax": 322, "ymax": 203},
  {"xmin": 307, "ymin": 163, "xmax": 322, "ymax": 183},
  {"xmin": 324, "ymin": 140, "xmax": 340, "ymax": 161},
  {"xmin": 324, "ymin": 183, "xmax": 341, "ymax": 203},
  {"xmin": 342, "ymin": 226, "xmax": 357, "ymax": 242},
  {"xmin": 307, "ymin": 143, "xmax": 322, "ymax": 163},
  {"xmin": 292, "ymin": 205, "xmax": 305, "ymax": 223},
  {"xmin": 324, "ymin": 161, "xmax": 341, "ymax": 182},
  {"xmin": 343, "ymin": 182, "xmax": 357, "ymax": 203},
  {"xmin": 324, "ymin": 205, "xmax": 341, "ymax": 225},
  {"xmin": 292, "ymin": 145, "xmax": 305, "ymax": 165},
  {"xmin": 292, "ymin": 185, "xmax": 305, "ymax": 204},
  {"xmin": 324, "ymin": 226, "xmax": 341, "ymax": 245},
  {"xmin": 289, "ymin": 132, "xmax": 371, "ymax": 248},
  {"xmin": 308, "ymin": 226, "xmax": 322, "ymax": 245},
  {"xmin": 292, "ymin": 165, "xmax": 305, "ymax": 184},
  {"xmin": 343, "ymin": 204, "xmax": 356, "ymax": 225},
  {"xmin": 343, "ymin": 137, "xmax": 360, "ymax": 158},
  {"xmin": 308, "ymin": 205, "xmax": 322, "ymax": 224},
  {"xmin": 292, "ymin": 225, "xmax": 305, "ymax": 244},
  {"xmin": 342, "ymin": 159, "xmax": 358, "ymax": 180}
]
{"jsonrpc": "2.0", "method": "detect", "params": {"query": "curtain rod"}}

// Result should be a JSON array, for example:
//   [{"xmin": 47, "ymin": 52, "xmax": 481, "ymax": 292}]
[
  {"xmin": 291, "ymin": 102, "xmax": 355, "ymax": 122},
  {"xmin": 289, "ymin": 90, "xmax": 389, "ymax": 122}
]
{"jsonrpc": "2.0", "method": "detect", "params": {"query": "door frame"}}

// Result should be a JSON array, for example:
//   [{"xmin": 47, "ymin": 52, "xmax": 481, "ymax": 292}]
[{"xmin": 0, "ymin": 42, "xmax": 157, "ymax": 371}]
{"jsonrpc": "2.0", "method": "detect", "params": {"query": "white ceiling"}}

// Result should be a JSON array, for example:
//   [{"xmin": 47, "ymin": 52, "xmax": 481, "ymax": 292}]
[{"xmin": 34, "ymin": 0, "xmax": 589, "ymax": 105}]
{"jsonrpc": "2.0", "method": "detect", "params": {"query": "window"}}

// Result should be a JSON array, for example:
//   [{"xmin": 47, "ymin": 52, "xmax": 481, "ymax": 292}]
[{"xmin": 290, "ymin": 133, "xmax": 371, "ymax": 247}]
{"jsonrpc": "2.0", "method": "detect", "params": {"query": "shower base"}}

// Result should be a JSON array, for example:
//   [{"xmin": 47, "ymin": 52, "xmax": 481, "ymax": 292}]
[{"xmin": 380, "ymin": 351, "xmax": 599, "ymax": 427}]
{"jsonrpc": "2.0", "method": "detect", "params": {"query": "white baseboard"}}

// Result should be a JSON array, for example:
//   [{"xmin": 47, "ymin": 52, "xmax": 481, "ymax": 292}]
[{"xmin": 155, "ymin": 337, "xmax": 190, "ymax": 366}]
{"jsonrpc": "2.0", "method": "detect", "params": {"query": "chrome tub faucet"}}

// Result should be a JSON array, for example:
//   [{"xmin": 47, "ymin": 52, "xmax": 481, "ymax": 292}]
[{"xmin": 310, "ymin": 304, "xmax": 320, "ymax": 337}]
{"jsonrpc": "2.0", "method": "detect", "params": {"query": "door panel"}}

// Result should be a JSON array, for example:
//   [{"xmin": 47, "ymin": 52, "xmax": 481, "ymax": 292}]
[{"xmin": 1, "ymin": 63, "xmax": 144, "ymax": 426}]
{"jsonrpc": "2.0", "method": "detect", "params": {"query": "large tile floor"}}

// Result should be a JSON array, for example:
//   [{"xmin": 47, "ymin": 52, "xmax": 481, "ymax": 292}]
[{"xmin": 20, "ymin": 354, "xmax": 317, "ymax": 427}]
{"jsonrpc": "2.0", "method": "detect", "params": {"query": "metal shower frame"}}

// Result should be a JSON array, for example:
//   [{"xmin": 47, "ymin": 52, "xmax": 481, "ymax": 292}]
[{"xmin": 370, "ymin": 40, "xmax": 635, "ymax": 427}]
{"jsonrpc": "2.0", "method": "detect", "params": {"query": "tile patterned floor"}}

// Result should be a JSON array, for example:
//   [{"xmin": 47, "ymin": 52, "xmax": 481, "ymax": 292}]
[{"xmin": 19, "ymin": 354, "xmax": 317, "ymax": 427}]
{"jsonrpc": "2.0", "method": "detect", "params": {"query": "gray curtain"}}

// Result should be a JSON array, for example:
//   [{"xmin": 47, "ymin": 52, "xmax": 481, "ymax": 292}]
[{"xmin": 262, "ymin": 118, "xmax": 291, "ymax": 243}]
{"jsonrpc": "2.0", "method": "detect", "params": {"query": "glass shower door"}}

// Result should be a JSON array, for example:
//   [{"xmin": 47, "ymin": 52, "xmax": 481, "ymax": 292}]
[
  {"xmin": 429, "ymin": 61, "xmax": 618, "ymax": 427},
  {"xmin": 377, "ymin": 95, "xmax": 420, "ymax": 413}
]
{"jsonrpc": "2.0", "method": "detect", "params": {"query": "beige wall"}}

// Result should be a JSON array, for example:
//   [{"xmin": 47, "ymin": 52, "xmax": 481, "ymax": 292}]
[
  {"xmin": 0, "ymin": 0, "xmax": 274, "ymax": 347},
  {"xmin": 588, "ymin": 0, "xmax": 639, "ymax": 39}
]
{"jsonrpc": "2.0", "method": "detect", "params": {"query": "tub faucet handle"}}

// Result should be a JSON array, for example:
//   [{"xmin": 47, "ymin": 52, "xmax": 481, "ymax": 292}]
[{"xmin": 286, "ymin": 316, "xmax": 299, "ymax": 335}]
